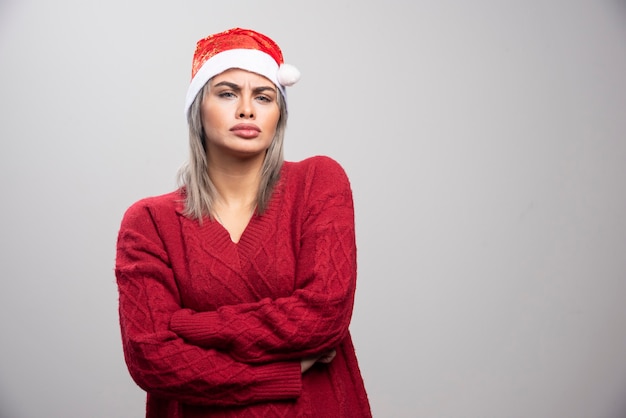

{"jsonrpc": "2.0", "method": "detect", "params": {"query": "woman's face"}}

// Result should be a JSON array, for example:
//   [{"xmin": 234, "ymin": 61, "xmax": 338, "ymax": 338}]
[{"xmin": 201, "ymin": 68, "xmax": 281, "ymax": 162}]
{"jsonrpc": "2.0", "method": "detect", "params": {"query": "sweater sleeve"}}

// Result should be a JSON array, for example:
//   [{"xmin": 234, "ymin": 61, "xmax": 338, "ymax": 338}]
[
  {"xmin": 169, "ymin": 157, "xmax": 358, "ymax": 363},
  {"xmin": 115, "ymin": 200, "xmax": 302, "ymax": 406}
]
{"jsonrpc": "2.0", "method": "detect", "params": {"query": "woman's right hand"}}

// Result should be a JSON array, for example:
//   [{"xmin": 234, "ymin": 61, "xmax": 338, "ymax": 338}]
[{"xmin": 300, "ymin": 349, "xmax": 337, "ymax": 373}]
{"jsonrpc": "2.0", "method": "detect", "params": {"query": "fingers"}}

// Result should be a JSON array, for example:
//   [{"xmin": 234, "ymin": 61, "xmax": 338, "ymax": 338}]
[
  {"xmin": 301, "ymin": 349, "xmax": 337, "ymax": 373},
  {"xmin": 317, "ymin": 349, "xmax": 337, "ymax": 364},
  {"xmin": 301, "ymin": 357, "xmax": 318, "ymax": 373}
]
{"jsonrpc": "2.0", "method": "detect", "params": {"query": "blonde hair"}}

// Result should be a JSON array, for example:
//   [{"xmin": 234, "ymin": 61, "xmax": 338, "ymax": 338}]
[{"xmin": 177, "ymin": 80, "xmax": 288, "ymax": 221}]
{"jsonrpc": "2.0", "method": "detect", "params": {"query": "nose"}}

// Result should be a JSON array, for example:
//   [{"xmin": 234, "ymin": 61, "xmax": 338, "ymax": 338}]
[{"xmin": 237, "ymin": 97, "xmax": 254, "ymax": 119}]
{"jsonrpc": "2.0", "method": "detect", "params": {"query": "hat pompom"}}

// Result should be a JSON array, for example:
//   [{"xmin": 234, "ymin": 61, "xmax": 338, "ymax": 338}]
[{"xmin": 277, "ymin": 63, "xmax": 300, "ymax": 86}]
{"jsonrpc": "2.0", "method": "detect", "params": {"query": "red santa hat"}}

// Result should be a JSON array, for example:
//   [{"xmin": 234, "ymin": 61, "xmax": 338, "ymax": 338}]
[{"xmin": 184, "ymin": 27, "xmax": 300, "ymax": 118}]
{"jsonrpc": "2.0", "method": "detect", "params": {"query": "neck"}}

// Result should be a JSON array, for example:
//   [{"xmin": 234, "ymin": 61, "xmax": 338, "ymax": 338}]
[{"xmin": 207, "ymin": 154, "xmax": 263, "ymax": 210}]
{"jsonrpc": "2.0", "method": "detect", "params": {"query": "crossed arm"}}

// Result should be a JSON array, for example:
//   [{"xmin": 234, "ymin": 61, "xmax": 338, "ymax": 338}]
[{"xmin": 115, "ymin": 159, "xmax": 356, "ymax": 405}]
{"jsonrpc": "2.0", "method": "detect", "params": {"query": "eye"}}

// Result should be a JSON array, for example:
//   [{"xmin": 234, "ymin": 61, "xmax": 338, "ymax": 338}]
[
  {"xmin": 218, "ymin": 91, "xmax": 236, "ymax": 98},
  {"xmin": 256, "ymin": 95, "xmax": 273, "ymax": 103}
]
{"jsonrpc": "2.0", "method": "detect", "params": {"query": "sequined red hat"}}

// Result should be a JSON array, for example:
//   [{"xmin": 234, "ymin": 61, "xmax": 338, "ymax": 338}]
[{"xmin": 184, "ymin": 27, "xmax": 300, "ymax": 118}]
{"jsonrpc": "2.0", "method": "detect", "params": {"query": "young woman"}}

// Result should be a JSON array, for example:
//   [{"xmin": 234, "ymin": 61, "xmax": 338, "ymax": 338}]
[{"xmin": 115, "ymin": 27, "xmax": 372, "ymax": 417}]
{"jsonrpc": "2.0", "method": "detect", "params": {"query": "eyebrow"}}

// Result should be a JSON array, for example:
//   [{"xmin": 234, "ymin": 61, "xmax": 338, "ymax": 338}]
[{"xmin": 213, "ymin": 81, "xmax": 277, "ymax": 94}]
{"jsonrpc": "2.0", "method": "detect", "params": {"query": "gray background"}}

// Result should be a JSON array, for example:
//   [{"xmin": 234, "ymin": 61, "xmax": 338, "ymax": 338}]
[{"xmin": 1, "ymin": 1, "xmax": 626, "ymax": 417}]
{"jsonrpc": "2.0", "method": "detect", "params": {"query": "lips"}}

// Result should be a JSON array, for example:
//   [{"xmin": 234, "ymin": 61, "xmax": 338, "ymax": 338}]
[{"xmin": 230, "ymin": 123, "xmax": 261, "ymax": 139}]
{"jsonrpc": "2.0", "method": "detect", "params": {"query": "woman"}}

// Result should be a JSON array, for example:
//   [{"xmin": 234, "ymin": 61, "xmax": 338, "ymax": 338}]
[{"xmin": 115, "ymin": 27, "xmax": 372, "ymax": 417}]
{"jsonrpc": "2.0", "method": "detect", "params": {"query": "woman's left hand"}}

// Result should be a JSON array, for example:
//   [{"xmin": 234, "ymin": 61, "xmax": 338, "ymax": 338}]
[
  {"xmin": 316, "ymin": 349, "xmax": 337, "ymax": 364},
  {"xmin": 300, "ymin": 349, "xmax": 336, "ymax": 373}
]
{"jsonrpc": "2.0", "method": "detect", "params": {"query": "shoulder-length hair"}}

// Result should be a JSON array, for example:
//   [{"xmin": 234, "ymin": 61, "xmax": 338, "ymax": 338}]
[{"xmin": 177, "ymin": 79, "xmax": 288, "ymax": 221}]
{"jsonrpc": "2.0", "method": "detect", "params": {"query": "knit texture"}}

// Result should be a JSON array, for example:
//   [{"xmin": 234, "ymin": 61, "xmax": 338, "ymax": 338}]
[{"xmin": 115, "ymin": 156, "xmax": 372, "ymax": 417}]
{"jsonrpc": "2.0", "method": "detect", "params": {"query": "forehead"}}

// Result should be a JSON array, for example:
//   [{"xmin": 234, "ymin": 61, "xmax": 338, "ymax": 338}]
[{"xmin": 210, "ymin": 68, "xmax": 275, "ymax": 87}]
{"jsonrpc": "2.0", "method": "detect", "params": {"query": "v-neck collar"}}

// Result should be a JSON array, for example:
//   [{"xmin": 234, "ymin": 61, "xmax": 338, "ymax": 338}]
[{"xmin": 176, "ymin": 165, "xmax": 287, "ymax": 271}]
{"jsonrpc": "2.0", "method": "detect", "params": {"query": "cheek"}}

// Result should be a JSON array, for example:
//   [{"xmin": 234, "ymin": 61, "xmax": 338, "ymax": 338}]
[
  {"xmin": 201, "ymin": 100, "xmax": 228, "ymax": 124},
  {"xmin": 265, "ymin": 118, "xmax": 280, "ymax": 138},
  {"xmin": 265, "ymin": 107, "xmax": 281, "ymax": 131},
  {"xmin": 200, "ymin": 111, "xmax": 222, "ymax": 141},
  {"xmin": 201, "ymin": 107, "xmax": 217, "ymax": 127}
]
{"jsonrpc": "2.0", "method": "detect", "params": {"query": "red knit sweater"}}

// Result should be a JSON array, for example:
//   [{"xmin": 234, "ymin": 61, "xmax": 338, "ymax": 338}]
[{"xmin": 115, "ymin": 156, "xmax": 371, "ymax": 417}]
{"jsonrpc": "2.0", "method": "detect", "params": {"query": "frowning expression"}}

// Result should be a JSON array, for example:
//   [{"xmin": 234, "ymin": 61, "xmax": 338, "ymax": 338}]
[{"xmin": 201, "ymin": 68, "xmax": 281, "ymax": 161}]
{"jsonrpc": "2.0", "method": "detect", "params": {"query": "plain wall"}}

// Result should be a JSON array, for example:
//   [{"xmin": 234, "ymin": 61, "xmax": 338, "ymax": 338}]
[{"xmin": 1, "ymin": 1, "xmax": 626, "ymax": 417}]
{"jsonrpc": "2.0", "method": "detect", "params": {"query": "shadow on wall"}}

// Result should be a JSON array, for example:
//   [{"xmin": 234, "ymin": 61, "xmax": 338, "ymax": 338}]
[
  {"xmin": 0, "ymin": 400, "xmax": 17, "ymax": 418},
  {"xmin": 612, "ymin": 396, "xmax": 626, "ymax": 418},
  {"xmin": 0, "ymin": 0, "xmax": 15, "ymax": 14},
  {"xmin": 612, "ymin": 4, "xmax": 626, "ymax": 416},
  {"xmin": 0, "ymin": 1, "xmax": 18, "ymax": 33}
]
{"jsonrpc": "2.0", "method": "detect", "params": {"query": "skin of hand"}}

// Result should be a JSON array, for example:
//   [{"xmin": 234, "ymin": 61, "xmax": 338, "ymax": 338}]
[{"xmin": 300, "ymin": 349, "xmax": 337, "ymax": 373}]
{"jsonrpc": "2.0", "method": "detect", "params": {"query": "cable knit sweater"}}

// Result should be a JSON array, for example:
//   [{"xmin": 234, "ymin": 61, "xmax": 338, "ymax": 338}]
[{"xmin": 115, "ymin": 156, "xmax": 372, "ymax": 417}]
